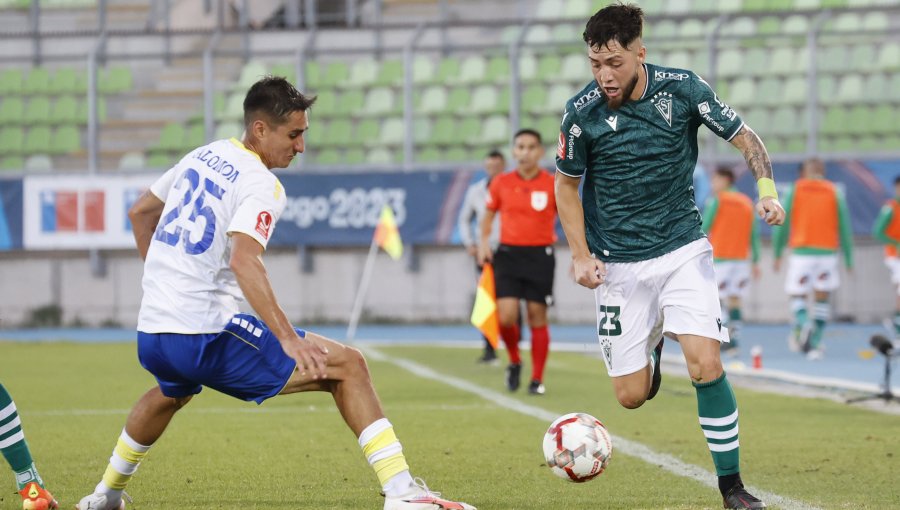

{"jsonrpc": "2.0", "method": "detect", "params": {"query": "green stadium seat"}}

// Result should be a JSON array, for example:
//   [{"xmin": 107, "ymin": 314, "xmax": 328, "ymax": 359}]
[
  {"xmin": 647, "ymin": 20, "xmax": 677, "ymax": 40},
  {"xmin": 270, "ymin": 62, "xmax": 297, "ymax": 84},
  {"xmin": 335, "ymin": 90, "xmax": 364, "ymax": 116},
  {"xmin": 782, "ymin": 76, "xmax": 808, "ymax": 105},
  {"xmin": 412, "ymin": 56, "xmax": 435, "ymax": 85},
  {"xmin": 413, "ymin": 117, "xmax": 432, "ymax": 143},
  {"xmin": 146, "ymin": 151, "xmax": 171, "ymax": 169},
  {"xmin": 417, "ymin": 86, "xmax": 448, "ymax": 114},
  {"xmin": 379, "ymin": 117, "xmax": 405, "ymax": 146},
  {"xmin": 559, "ymin": 53, "xmax": 588, "ymax": 82},
  {"xmin": 784, "ymin": 136, "xmax": 807, "ymax": 154},
  {"xmin": 757, "ymin": 17, "xmax": 781, "ymax": 35},
  {"xmin": 494, "ymin": 87, "xmax": 511, "ymax": 114},
  {"xmin": 766, "ymin": 0, "xmax": 793, "ymax": 9},
  {"xmin": 50, "ymin": 68, "xmax": 86, "ymax": 95},
  {"xmin": 770, "ymin": 107, "xmax": 801, "ymax": 136},
  {"xmin": 535, "ymin": 114, "xmax": 560, "ymax": 141},
  {"xmin": 486, "ymin": 56, "xmax": 510, "ymax": 85},
  {"xmin": 24, "ymin": 68, "xmax": 50, "ymax": 95},
  {"xmin": 457, "ymin": 56, "xmax": 487, "ymax": 84},
  {"xmin": 77, "ymin": 97, "xmax": 106, "ymax": 124},
  {"xmin": 302, "ymin": 61, "xmax": 322, "ymax": 88},
  {"xmin": 715, "ymin": 0, "xmax": 742, "ymax": 13},
  {"xmin": 817, "ymin": 75, "xmax": 837, "ymax": 101},
  {"xmin": 417, "ymin": 147, "xmax": 443, "ymax": 163},
  {"xmin": 375, "ymin": 59, "xmax": 403, "ymax": 87},
  {"xmin": 429, "ymin": 117, "xmax": 456, "ymax": 145},
  {"xmin": 356, "ymin": 118, "xmax": 379, "ymax": 142},
  {"xmin": 716, "ymin": 49, "xmax": 744, "ymax": 78},
  {"xmin": 0, "ymin": 68, "xmax": 23, "ymax": 95},
  {"xmin": 792, "ymin": 0, "xmax": 821, "ymax": 8},
  {"xmin": 781, "ymin": 15, "xmax": 809, "ymax": 35},
  {"xmin": 664, "ymin": 50, "xmax": 691, "ymax": 70},
  {"xmin": 526, "ymin": 27, "xmax": 552, "ymax": 45},
  {"xmin": 313, "ymin": 149, "xmax": 340, "ymax": 165},
  {"xmin": 826, "ymin": 13, "xmax": 860, "ymax": 32},
  {"xmin": 366, "ymin": 147, "xmax": 395, "ymax": 165},
  {"xmin": 545, "ymin": 84, "xmax": 574, "ymax": 114},
  {"xmin": 835, "ymin": 75, "xmax": 863, "ymax": 104},
  {"xmin": 0, "ymin": 127, "xmax": 25, "ymax": 154},
  {"xmin": 678, "ymin": 19, "xmax": 705, "ymax": 39},
  {"xmin": 727, "ymin": 79, "xmax": 756, "ymax": 107},
  {"xmin": 769, "ymin": 47, "xmax": 798, "ymax": 75},
  {"xmin": 726, "ymin": 17, "xmax": 757, "ymax": 37},
  {"xmin": 321, "ymin": 61, "xmax": 350, "ymax": 88},
  {"xmin": 470, "ymin": 85, "xmax": 499, "ymax": 114},
  {"xmin": 887, "ymin": 74, "xmax": 900, "ymax": 102},
  {"xmin": 52, "ymin": 96, "xmax": 79, "ymax": 125},
  {"xmin": 876, "ymin": 43, "xmax": 900, "ymax": 71},
  {"xmin": 742, "ymin": 0, "xmax": 768, "ymax": 10},
  {"xmin": 348, "ymin": 60, "xmax": 379, "ymax": 88},
  {"xmin": 535, "ymin": 0, "xmax": 557, "ymax": 19},
  {"xmin": 436, "ymin": 58, "xmax": 461, "ymax": 84},
  {"xmin": 25, "ymin": 154, "xmax": 53, "ymax": 172},
  {"xmin": 101, "ymin": 66, "xmax": 132, "ymax": 94},
  {"xmin": 476, "ymin": 115, "xmax": 509, "ymax": 145},
  {"xmin": 0, "ymin": 156, "xmax": 24, "ymax": 171},
  {"xmin": 862, "ymin": 11, "xmax": 889, "ymax": 32},
  {"xmin": 551, "ymin": 23, "xmax": 580, "ymax": 46},
  {"xmin": 537, "ymin": 54, "xmax": 562, "ymax": 78},
  {"xmin": 214, "ymin": 121, "xmax": 242, "ymax": 140},
  {"xmin": 0, "ymin": 97, "xmax": 24, "ymax": 125},
  {"xmin": 443, "ymin": 147, "xmax": 469, "ymax": 162},
  {"xmin": 845, "ymin": 105, "xmax": 870, "ymax": 134},
  {"xmin": 755, "ymin": 78, "xmax": 782, "ymax": 107},
  {"xmin": 157, "ymin": 123, "xmax": 185, "ymax": 151},
  {"xmin": 690, "ymin": 50, "xmax": 711, "ymax": 76},
  {"xmin": 523, "ymin": 85, "xmax": 548, "ymax": 111},
  {"xmin": 447, "ymin": 87, "xmax": 471, "ymax": 112},
  {"xmin": 24, "ymin": 126, "xmax": 51, "ymax": 155},
  {"xmin": 870, "ymin": 106, "xmax": 893, "ymax": 135},
  {"xmin": 221, "ymin": 92, "xmax": 244, "ymax": 121},
  {"xmin": 56, "ymin": 125, "xmax": 80, "ymax": 154},
  {"xmin": 818, "ymin": 46, "xmax": 848, "ymax": 72},
  {"xmin": 564, "ymin": 0, "xmax": 590, "ymax": 17},
  {"xmin": 344, "ymin": 148, "xmax": 365, "ymax": 164},
  {"xmin": 741, "ymin": 108, "xmax": 769, "ymax": 133},
  {"xmin": 458, "ymin": 117, "xmax": 480, "ymax": 143},
  {"xmin": 821, "ymin": 107, "xmax": 845, "ymax": 135},
  {"xmin": 692, "ymin": 0, "xmax": 716, "ymax": 12},
  {"xmin": 185, "ymin": 123, "xmax": 205, "ymax": 149},
  {"xmin": 322, "ymin": 119, "xmax": 352, "ymax": 148},
  {"xmin": 664, "ymin": 0, "xmax": 691, "ymax": 13},
  {"xmin": 362, "ymin": 87, "xmax": 396, "ymax": 116},
  {"xmin": 118, "ymin": 151, "xmax": 146, "ymax": 171},
  {"xmin": 25, "ymin": 97, "xmax": 51, "ymax": 125}
]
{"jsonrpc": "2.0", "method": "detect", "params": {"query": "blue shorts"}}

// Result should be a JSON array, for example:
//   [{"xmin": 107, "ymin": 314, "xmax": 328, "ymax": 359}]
[{"xmin": 137, "ymin": 313, "xmax": 301, "ymax": 404}]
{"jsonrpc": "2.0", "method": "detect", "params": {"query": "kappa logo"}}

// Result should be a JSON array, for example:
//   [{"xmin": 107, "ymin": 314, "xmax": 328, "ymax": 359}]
[
  {"xmin": 255, "ymin": 211, "xmax": 273, "ymax": 239},
  {"xmin": 604, "ymin": 115, "xmax": 618, "ymax": 131},
  {"xmin": 569, "ymin": 124, "xmax": 582, "ymax": 137},
  {"xmin": 651, "ymin": 91, "xmax": 674, "ymax": 127},
  {"xmin": 574, "ymin": 87, "xmax": 602, "ymax": 110}
]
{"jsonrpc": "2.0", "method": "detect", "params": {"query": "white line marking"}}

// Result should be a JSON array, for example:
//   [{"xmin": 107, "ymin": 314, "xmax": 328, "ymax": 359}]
[
  {"xmin": 363, "ymin": 346, "xmax": 823, "ymax": 510},
  {"xmin": 22, "ymin": 403, "xmax": 494, "ymax": 417}
]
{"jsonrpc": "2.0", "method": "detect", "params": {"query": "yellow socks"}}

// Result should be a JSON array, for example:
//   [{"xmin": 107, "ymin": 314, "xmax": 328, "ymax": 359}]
[{"xmin": 358, "ymin": 418, "xmax": 413, "ymax": 497}]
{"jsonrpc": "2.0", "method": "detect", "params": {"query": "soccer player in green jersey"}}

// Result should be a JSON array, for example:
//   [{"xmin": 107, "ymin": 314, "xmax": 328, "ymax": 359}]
[{"xmin": 554, "ymin": 4, "xmax": 784, "ymax": 509}]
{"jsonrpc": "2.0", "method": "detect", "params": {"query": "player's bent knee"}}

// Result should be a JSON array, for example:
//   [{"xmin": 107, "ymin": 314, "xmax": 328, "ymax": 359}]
[
  {"xmin": 689, "ymin": 358, "xmax": 724, "ymax": 383},
  {"xmin": 614, "ymin": 387, "xmax": 647, "ymax": 409}
]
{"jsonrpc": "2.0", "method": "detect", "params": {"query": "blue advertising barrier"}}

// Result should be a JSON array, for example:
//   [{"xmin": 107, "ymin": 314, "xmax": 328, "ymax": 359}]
[{"xmin": 0, "ymin": 179, "xmax": 23, "ymax": 250}]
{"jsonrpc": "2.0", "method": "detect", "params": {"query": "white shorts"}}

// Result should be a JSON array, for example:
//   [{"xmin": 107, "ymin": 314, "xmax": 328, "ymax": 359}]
[
  {"xmin": 884, "ymin": 257, "xmax": 900, "ymax": 295},
  {"xmin": 714, "ymin": 260, "xmax": 752, "ymax": 298},
  {"xmin": 594, "ymin": 238, "xmax": 729, "ymax": 378},
  {"xmin": 784, "ymin": 254, "xmax": 840, "ymax": 295}
]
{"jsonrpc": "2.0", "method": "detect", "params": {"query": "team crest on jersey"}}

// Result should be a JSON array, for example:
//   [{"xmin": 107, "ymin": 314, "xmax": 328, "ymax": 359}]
[
  {"xmin": 651, "ymin": 91, "xmax": 674, "ymax": 127},
  {"xmin": 256, "ymin": 211, "xmax": 273, "ymax": 239},
  {"xmin": 531, "ymin": 191, "xmax": 549, "ymax": 211},
  {"xmin": 601, "ymin": 338, "xmax": 613, "ymax": 368}
]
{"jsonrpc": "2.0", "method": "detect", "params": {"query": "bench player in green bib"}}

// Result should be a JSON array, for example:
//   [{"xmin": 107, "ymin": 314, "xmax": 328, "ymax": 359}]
[{"xmin": 554, "ymin": 4, "xmax": 785, "ymax": 509}]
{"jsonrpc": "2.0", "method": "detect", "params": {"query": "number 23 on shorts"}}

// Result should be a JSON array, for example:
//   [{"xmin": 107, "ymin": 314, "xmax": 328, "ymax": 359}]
[{"xmin": 598, "ymin": 305, "xmax": 622, "ymax": 337}]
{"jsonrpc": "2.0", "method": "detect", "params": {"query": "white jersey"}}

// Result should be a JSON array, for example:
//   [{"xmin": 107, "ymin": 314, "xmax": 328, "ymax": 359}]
[{"xmin": 138, "ymin": 138, "xmax": 287, "ymax": 334}]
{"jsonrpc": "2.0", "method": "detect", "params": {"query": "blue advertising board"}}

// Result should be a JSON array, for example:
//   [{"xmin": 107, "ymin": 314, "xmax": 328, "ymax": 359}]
[{"xmin": 0, "ymin": 179, "xmax": 23, "ymax": 250}]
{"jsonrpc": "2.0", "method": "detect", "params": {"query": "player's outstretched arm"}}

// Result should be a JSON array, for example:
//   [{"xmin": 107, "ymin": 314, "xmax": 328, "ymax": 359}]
[
  {"xmin": 230, "ymin": 232, "xmax": 328, "ymax": 379},
  {"xmin": 730, "ymin": 125, "xmax": 785, "ymax": 226},
  {"xmin": 555, "ymin": 171, "xmax": 604, "ymax": 289},
  {"xmin": 128, "ymin": 190, "xmax": 165, "ymax": 260}
]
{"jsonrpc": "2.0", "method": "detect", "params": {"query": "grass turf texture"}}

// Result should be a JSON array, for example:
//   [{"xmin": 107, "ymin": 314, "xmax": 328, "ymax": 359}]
[{"xmin": 0, "ymin": 341, "xmax": 897, "ymax": 509}]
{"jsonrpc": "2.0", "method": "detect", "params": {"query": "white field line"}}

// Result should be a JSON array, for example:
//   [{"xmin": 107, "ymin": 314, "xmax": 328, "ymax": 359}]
[
  {"xmin": 23, "ymin": 403, "xmax": 495, "ymax": 417},
  {"xmin": 362, "ymin": 346, "xmax": 824, "ymax": 510}
]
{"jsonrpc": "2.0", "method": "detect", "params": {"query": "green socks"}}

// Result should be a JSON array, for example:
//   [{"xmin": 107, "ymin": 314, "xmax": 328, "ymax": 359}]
[
  {"xmin": 694, "ymin": 373, "xmax": 740, "ymax": 476},
  {"xmin": 0, "ymin": 384, "xmax": 43, "ymax": 490},
  {"xmin": 727, "ymin": 308, "xmax": 742, "ymax": 347},
  {"xmin": 809, "ymin": 299, "xmax": 830, "ymax": 350}
]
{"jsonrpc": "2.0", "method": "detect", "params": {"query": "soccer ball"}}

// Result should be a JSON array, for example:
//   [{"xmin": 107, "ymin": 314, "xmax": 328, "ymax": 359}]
[{"xmin": 542, "ymin": 412, "xmax": 612, "ymax": 482}]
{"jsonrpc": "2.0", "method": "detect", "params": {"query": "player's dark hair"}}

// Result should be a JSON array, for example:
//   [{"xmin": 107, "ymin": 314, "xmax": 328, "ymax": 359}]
[
  {"xmin": 514, "ymin": 128, "xmax": 542, "ymax": 145},
  {"xmin": 486, "ymin": 149, "xmax": 505, "ymax": 161},
  {"xmin": 583, "ymin": 2, "xmax": 644, "ymax": 51},
  {"xmin": 715, "ymin": 167, "xmax": 735, "ymax": 185},
  {"xmin": 243, "ymin": 75, "xmax": 316, "ymax": 127},
  {"xmin": 894, "ymin": 175, "xmax": 900, "ymax": 186}
]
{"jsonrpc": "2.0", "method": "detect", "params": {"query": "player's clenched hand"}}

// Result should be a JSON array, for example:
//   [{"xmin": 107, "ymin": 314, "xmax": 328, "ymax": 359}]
[
  {"xmin": 572, "ymin": 254, "xmax": 605, "ymax": 289},
  {"xmin": 757, "ymin": 196, "xmax": 785, "ymax": 226},
  {"xmin": 280, "ymin": 334, "xmax": 329, "ymax": 379}
]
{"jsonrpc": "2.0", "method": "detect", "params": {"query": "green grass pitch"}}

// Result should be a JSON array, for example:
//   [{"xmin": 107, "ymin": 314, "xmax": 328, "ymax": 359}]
[{"xmin": 0, "ymin": 341, "xmax": 897, "ymax": 509}]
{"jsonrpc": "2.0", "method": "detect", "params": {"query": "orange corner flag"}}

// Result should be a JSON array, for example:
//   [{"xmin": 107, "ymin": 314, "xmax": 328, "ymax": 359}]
[
  {"xmin": 374, "ymin": 204, "xmax": 403, "ymax": 260},
  {"xmin": 470, "ymin": 263, "xmax": 500, "ymax": 349}
]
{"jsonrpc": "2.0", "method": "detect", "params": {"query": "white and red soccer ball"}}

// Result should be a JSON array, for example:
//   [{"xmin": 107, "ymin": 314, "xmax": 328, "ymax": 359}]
[{"xmin": 542, "ymin": 412, "xmax": 613, "ymax": 482}]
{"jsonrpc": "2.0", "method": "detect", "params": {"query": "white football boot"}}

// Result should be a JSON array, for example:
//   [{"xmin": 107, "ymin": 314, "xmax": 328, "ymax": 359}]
[
  {"xmin": 383, "ymin": 478, "xmax": 476, "ymax": 510},
  {"xmin": 75, "ymin": 492, "xmax": 127, "ymax": 510}
]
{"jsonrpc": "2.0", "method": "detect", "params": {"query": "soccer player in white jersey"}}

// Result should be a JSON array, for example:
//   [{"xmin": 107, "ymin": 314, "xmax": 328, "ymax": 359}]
[{"xmin": 76, "ymin": 77, "xmax": 475, "ymax": 510}]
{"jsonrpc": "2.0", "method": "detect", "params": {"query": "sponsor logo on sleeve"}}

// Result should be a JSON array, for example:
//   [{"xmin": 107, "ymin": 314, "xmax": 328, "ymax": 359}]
[
  {"xmin": 569, "ymin": 124, "xmax": 582, "ymax": 137},
  {"xmin": 698, "ymin": 98, "xmax": 726, "ymax": 133},
  {"xmin": 255, "ymin": 211, "xmax": 274, "ymax": 239},
  {"xmin": 573, "ymin": 87, "xmax": 602, "ymax": 111},
  {"xmin": 698, "ymin": 101, "xmax": 711, "ymax": 115}
]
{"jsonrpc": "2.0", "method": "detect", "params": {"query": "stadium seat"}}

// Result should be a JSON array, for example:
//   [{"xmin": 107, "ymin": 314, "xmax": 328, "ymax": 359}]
[
  {"xmin": 118, "ymin": 151, "xmax": 146, "ymax": 171},
  {"xmin": 413, "ymin": 117, "xmax": 432, "ymax": 143},
  {"xmin": 185, "ymin": 123, "xmax": 205, "ymax": 148},
  {"xmin": 362, "ymin": 87, "xmax": 396, "ymax": 116},
  {"xmin": 769, "ymin": 47, "xmax": 798, "ymax": 75},
  {"xmin": 443, "ymin": 147, "xmax": 469, "ymax": 162},
  {"xmin": 470, "ymin": 85, "xmax": 499, "ymax": 114},
  {"xmin": 551, "ymin": 23, "xmax": 581, "ymax": 46},
  {"xmin": 861, "ymin": 11, "xmax": 889, "ymax": 32},
  {"xmin": 214, "ymin": 121, "xmax": 242, "ymax": 140},
  {"xmin": 146, "ymin": 151, "xmax": 172, "ymax": 169},
  {"xmin": 412, "ymin": 55, "xmax": 435, "ymax": 85},
  {"xmin": 269, "ymin": 62, "xmax": 297, "ymax": 85},
  {"xmin": 817, "ymin": 75, "xmax": 837, "ymax": 101},
  {"xmin": 780, "ymin": 15, "xmax": 809, "ymax": 35},
  {"xmin": 742, "ymin": 0, "xmax": 767, "ymax": 10},
  {"xmin": 313, "ymin": 149, "xmax": 340, "ymax": 165},
  {"xmin": 322, "ymin": 119, "xmax": 352, "ymax": 148},
  {"xmin": 534, "ymin": 0, "xmax": 557, "ymax": 19},
  {"xmin": 835, "ymin": 75, "xmax": 863, "ymax": 104},
  {"xmin": 535, "ymin": 114, "xmax": 560, "ymax": 140},
  {"xmin": 379, "ymin": 117, "xmax": 405, "ymax": 146},
  {"xmin": 726, "ymin": 17, "xmax": 757, "ymax": 37},
  {"xmin": 55, "ymin": 125, "xmax": 80, "ymax": 154},
  {"xmin": 756, "ymin": 16, "xmax": 781, "ymax": 35},
  {"xmin": 0, "ymin": 68, "xmax": 23, "ymax": 95},
  {"xmin": 366, "ymin": 147, "xmax": 395, "ymax": 165},
  {"xmin": 0, "ymin": 127, "xmax": 24, "ymax": 154},
  {"xmin": 321, "ymin": 61, "xmax": 350, "ymax": 88},
  {"xmin": 817, "ymin": 46, "xmax": 848, "ymax": 72},
  {"xmin": 715, "ymin": 0, "xmax": 742, "ymax": 13},
  {"xmin": 157, "ymin": 123, "xmax": 185, "ymax": 151},
  {"xmin": 24, "ymin": 97, "xmax": 51, "ymax": 125},
  {"xmin": 545, "ymin": 84, "xmax": 574, "ymax": 114},
  {"xmin": 356, "ymin": 118, "xmax": 379, "ymax": 143},
  {"xmin": 49, "ymin": 68, "xmax": 86, "ymax": 95},
  {"xmin": 375, "ymin": 59, "xmax": 403, "ymax": 87},
  {"xmin": 647, "ymin": 20, "xmax": 677, "ymax": 40},
  {"xmin": 24, "ymin": 126, "xmax": 51, "ymax": 155},
  {"xmin": 0, "ymin": 156, "xmax": 24, "ymax": 172},
  {"xmin": 0, "ymin": 97, "xmax": 24, "ymax": 125},
  {"xmin": 826, "ymin": 13, "xmax": 860, "ymax": 33},
  {"xmin": 52, "ymin": 96, "xmax": 79, "ymax": 125},
  {"xmin": 458, "ymin": 117, "xmax": 481, "ymax": 142},
  {"xmin": 525, "ymin": 25, "xmax": 552, "ymax": 45},
  {"xmin": 716, "ymin": 49, "xmax": 744, "ymax": 78},
  {"xmin": 755, "ymin": 78, "xmax": 782, "ymax": 107},
  {"xmin": 494, "ymin": 87, "xmax": 511, "ymax": 114},
  {"xmin": 435, "ymin": 58, "xmax": 461, "ymax": 84},
  {"xmin": 429, "ymin": 117, "xmax": 456, "ymax": 145},
  {"xmin": 664, "ymin": 50, "xmax": 691, "ymax": 70},
  {"xmin": 100, "ymin": 66, "xmax": 132, "ymax": 94},
  {"xmin": 876, "ymin": 42, "xmax": 900, "ymax": 71},
  {"xmin": 344, "ymin": 148, "xmax": 366, "ymax": 164},
  {"xmin": 347, "ymin": 59, "xmax": 379, "ymax": 88},
  {"xmin": 417, "ymin": 86, "xmax": 448, "ymax": 114},
  {"xmin": 678, "ymin": 19, "xmax": 706, "ymax": 39},
  {"xmin": 522, "ymin": 85, "xmax": 549, "ymax": 111},
  {"xmin": 821, "ymin": 107, "xmax": 845, "ymax": 135},
  {"xmin": 537, "ymin": 54, "xmax": 562, "ymax": 78},
  {"xmin": 782, "ymin": 76, "xmax": 808, "ymax": 105},
  {"xmin": 77, "ymin": 97, "xmax": 106, "ymax": 124},
  {"xmin": 846, "ymin": 105, "xmax": 871, "ymax": 135},
  {"xmin": 301, "ymin": 61, "xmax": 321, "ymax": 88},
  {"xmin": 769, "ymin": 107, "xmax": 801, "ymax": 135},
  {"xmin": 221, "ymin": 93, "xmax": 245, "ymax": 121},
  {"xmin": 457, "ymin": 56, "xmax": 487, "ymax": 84},
  {"xmin": 417, "ymin": 147, "xmax": 443, "ymax": 163},
  {"xmin": 476, "ymin": 115, "xmax": 510, "ymax": 145},
  {"xmin": 24, "ymin": 68, "xmax": 50, "ymax": 95},
  {"xmin": 486, "ymin": 56, "xmax": 510, "ymax": 85},
  {"xmin": 335, "ymin": 89, "xmax": 364, "ymax": 116},
  {"xmin": 792, "ymin": 0, "xmax": 821, "ymax": 8},
  {"xmin": 726, "ymin": 78, "xmax": 756, "ymax": 107},
  {"xmin": 559, "ymin": 53, "xmax": 588, "ymax": 82},
  {"xmin": 25, "ymin": 154, "xmax": 53, "ymax": 172},
  {"xmin": 447, "ymin": 87, "xmax": 471, "ymax": 113},
  {"xmin": 564, "ymin": 0, "xmax": 590, "ymax": 17}
]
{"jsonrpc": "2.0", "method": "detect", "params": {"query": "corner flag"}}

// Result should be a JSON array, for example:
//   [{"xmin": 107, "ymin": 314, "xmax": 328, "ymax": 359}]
[
  {"xmin": 374, "ymin": 204, "xmax": 403, "ymax": 260},
  {"xmin": 470, "ymin": 263, "xmax": 499, "ymax": 348}
]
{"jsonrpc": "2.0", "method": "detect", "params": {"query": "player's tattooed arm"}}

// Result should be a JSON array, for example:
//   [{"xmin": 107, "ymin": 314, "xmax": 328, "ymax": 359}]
[{"xmin": 730, "ymin": 125, "xmax": 773, "ymax": 181}]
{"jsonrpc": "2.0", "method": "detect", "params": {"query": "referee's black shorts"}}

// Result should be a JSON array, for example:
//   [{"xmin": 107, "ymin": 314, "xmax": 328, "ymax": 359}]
[{"xmin": 493, "ymin": 244, "xmax": 555, "ymax": 306}]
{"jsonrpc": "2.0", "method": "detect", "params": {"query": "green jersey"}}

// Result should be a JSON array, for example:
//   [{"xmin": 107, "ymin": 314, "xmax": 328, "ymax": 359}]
[{"xmin": 556, "ymin": 63, "xmax": 744, "ymax": 263}]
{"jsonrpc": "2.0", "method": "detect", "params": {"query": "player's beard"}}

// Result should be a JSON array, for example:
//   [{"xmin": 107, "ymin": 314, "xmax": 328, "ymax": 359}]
[{"xmin": 606, "ymin": 70, "xmax": 640, "ymax": 110}]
